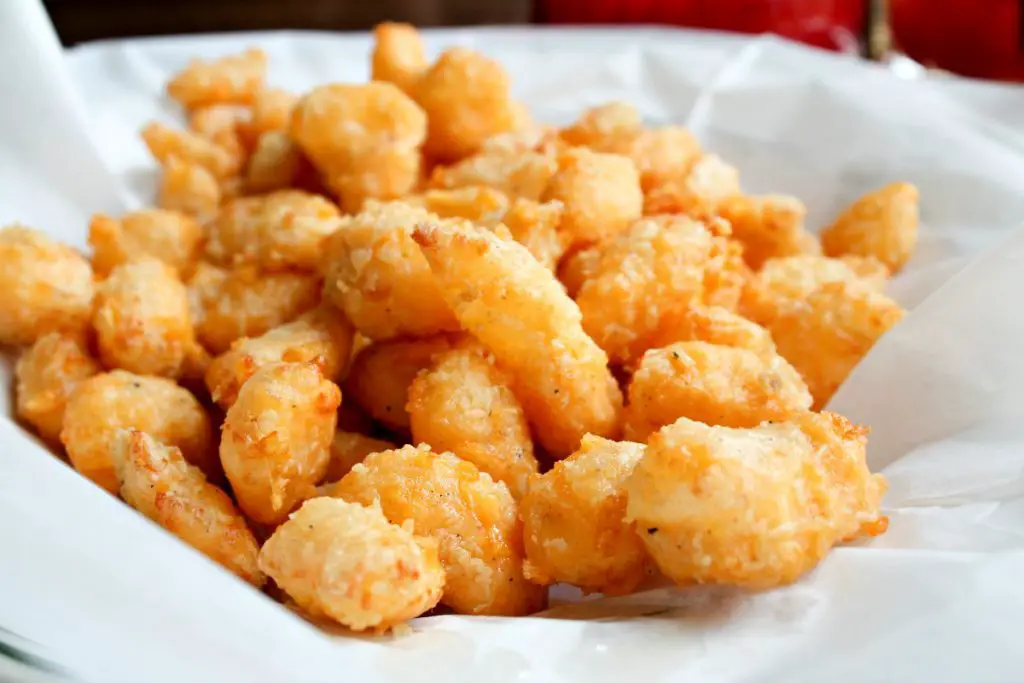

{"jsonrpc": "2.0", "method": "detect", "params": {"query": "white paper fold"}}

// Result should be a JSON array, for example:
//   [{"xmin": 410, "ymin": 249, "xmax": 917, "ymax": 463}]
[
  {"xmin": 4, "ymin": 4, "xmax": 1024, "ymax": 681},
  {"xmin": 0, "ymin": 0, "xmax": 125, "ymax": 239}
]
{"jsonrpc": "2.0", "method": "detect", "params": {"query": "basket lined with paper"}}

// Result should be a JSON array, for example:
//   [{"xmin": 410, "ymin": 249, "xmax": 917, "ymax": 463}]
[{"xmin": 4, "ymin": 18, "xmax": 1024, "ymax": 683}]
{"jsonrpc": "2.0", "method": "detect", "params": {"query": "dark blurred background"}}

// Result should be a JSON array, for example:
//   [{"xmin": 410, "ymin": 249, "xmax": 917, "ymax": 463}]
[
  {"xmin": 43, "ymin": 0, "xmax": 532, "ymax": 45},
  {"xmin": 41, "ymin": 0, "xmax": 1024, "ymax": 81}
]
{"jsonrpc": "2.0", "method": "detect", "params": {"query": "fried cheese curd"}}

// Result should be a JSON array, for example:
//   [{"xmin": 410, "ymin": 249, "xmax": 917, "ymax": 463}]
[
  {"xmin": 626, "ymin": 126, "xmax": 703, "ymax": 193},
  {"xmin": 88, "ymin": 209, "xmax": 204, "ymax": 278},
  {"xmin": 205, "ymin": 306, "xmax": 355, "ymax": 409},
  {"xmin": 290, "ymin": 82, "xmax": 426, "ymax": 211},
  {"xmin": 166, "ymin": 48, "xmax": 267, "ymax": 110},
  {"xmin": 110, "ymin": 430, "xmax": 264, "ymax": 586},
  {"xmin": 413, "ymin": 222, "xmax": 622, "ymax": 458},
  {"xmin": 557, "ymin": 244, "xmax": 602, "ymax": 298},
  {"xmin": 429, "ymin": 144, "xmax": 559, "ymax": 202},
  {"xmin": 371, "ymin": 22, "xmax": 428, "ymax": 97},
  {"xmin": 403, "ymin": 185, "xmax": 510, "ymax": 223},
  {"xmin": 499, "ymin": 197, "xmax": 569, "ymax": 270},
  {"xmin": 520, "ymin": 435, "xmax": 649, "ymax": 595},
  {"xmin": 479, "ymin": 124, "xmax": 557, "ymax": 156},
  {"xmin": 0, "ymin": 225, "xmax": 95, "ymax": 347},
  {"xmin": 559, "ymin": 103, "xmax": 702, "ymax": 192},
  {"xmin": 625, "ymin": 413, "xmax": 888, "ymax": 588},
  {"xmin": 205, "ymin": 190, "xmax": 341, "ymax": 272},
  {"xmin": 188, "ymin": 104, "xmax": 249, "ymax": 156},
  {"xmin": 702, "ymin": 234, "xmax": 753, "ymax": 311},
  {"xmin": 715, "ymin": 194, "xmax": 820, "ymax": 270},
  {"xmin": 331, "ymin": 444, "xmax": 545, "ymax": 616},
  {"xmin": 336, "ymin": 392, "xmax": 375, "ymax": 434},
  {"xmin": 61, "ymin": 370, "xmax": 216, "ymax": 492},
  {"xmin": 158, "ymin": 155, "xmax": 222, "ymax": 218},
  {"xmin": 242, "ymin": 88, "xmax": 298, "ymax": 143},
  {"xmin": 404, "ymin": 188, "xmax": 568, "ymax": 270},
  {"xmin": 187, "ymin": 262, "xmax": 320, "ymax": 354},
  {"xmin": 15, "ymin": 333, "xmax": 100, "ymax": 443},
  {"xmin": 576, "ymin": 216, "xmax": 714, "ymax": 365},
  {"xmin": 415, "ymin": 47, "xmax": 522, "ymax": 162},
  {"xmin": 768, "ymin": 280, "xmax": 905, "ymax": 409},
  {"xmin": 141, "ymin": 122, "xmax": 242, "ymax": 180},
  {"xmin": 821, "ymin": 182, "xmax": 920, "ymax": 273},
  {"xmin": 319, "ymin": 201, "xmax": 460, "ymax": 340},
  {"xmin": 560, "ymin": 101, "xmax": 642, "ymax": 152},
  {"xmin": 624, "ymin": 341, "xmax": 812, "ymax": 442},
  {"xmin": 839, "ymin": 254, "xmax": 891, "ymax": 284},
  {"xmin": 220, "ymin": 362, "xmax": 341, "ymax": 526},
  {"xmin": 407, "ymin": 340, "xmax": 538, "ymax": 499},
  {"xmin": 542, "ymin": 147, "xmax": 643, "ymax": 248},
  {"xmin": 644, "ymin": 305, "xmax": 776, "ymax": 361},
  {"xmin": 740, "ymin": 253, "xmax": 889, "ymax": 326},
  {"xmin": 344, "ymin": 335, "xmax": 453, "ymax": 433},
  {"xmin": 643, "ymin": 154, "xmax": 740, "ymax": 218},
  {"xmin": 93, "ymin": 258, "xmax": 206, "ymax": 379},
  {"xmin": 259, "ymin": 497, "xmax": 444, "ymax": 632},
  {"xmin": 324, "ymin": 432, "xmax": 396, "ymax": 483},
  {"xmin": 245, "ymin": 131, "xmax": 309, "ymax": 194}
]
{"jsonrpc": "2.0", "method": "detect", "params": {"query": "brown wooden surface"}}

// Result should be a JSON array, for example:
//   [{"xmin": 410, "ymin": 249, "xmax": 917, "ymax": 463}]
[{"xmin": 44, "ymin": 0, "xmax": 532, "ymax": 45}]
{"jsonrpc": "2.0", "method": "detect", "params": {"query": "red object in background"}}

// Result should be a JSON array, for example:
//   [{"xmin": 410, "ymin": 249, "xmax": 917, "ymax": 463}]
[
  {"xmin": 538, "ymin": 0, "xmax": 867, "ymax": 53},
  {"xmin": 890, "ymin": 0, "xmax": 1024, "ymax": 81}
]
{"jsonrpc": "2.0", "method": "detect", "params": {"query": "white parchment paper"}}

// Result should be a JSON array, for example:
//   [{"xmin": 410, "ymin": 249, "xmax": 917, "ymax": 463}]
[{"xmin": 4, "ymin": 1, "xmax": 1024, "ymax": 680}]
